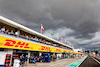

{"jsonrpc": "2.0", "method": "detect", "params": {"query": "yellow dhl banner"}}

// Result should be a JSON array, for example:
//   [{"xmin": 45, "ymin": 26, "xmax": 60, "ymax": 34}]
[{"xmin": 0, "ymin": 36, "xmax": 80, "ymax": 54}]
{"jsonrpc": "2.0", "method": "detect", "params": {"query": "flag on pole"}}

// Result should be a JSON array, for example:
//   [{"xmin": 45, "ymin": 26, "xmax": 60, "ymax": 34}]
[
  {"xmin": 61, "ymin": 37, "xmax": 64, "ymax": 40},
  {"xmin": 65, "ymin": 40, "xmax": 67, "ymax": 43},
  {"xmin": 41, "ymin": 24, "xmax": 45, "ymax": 31},
  {"xmin": 70, "ymin": 43, "xmax": 73, "ymax": 47},
  {"xmin": 68, "ymin": 41, "xmax": 70, "ymax": 44},
  {"xmin": 57, "ymin": 35, "xmax": 59, "ymax": 39},
  {"xmin": 50, "ymin": 30, "xmax": 53, "ymax": 35}
]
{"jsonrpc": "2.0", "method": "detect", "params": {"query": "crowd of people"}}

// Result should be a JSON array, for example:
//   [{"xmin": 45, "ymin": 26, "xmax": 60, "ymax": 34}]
[
  {"xmin": 0, "ymin": 26, "xmax": 71, "ymax": 50},
  {"xmin": 19, "ymin": 54, "xmax": 39, "ymax": 66},
  {"xmin": 19, "ymin": 53, "xmax": 57, "ymax": 66}
]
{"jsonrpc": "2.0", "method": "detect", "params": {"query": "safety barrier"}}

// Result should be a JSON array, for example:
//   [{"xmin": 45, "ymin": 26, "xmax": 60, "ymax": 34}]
[
  {"xmin": 92, "ymin": 57, "xmax": 100, "ymax": 64},
  {"xmin": 4, "ymin": 54, "xmax": 11, "ymax": 66},
  {"xmin": 66, "ymin": 55, "xmax": 88, "ymax": 67},
  {"xmin": 93, "ymin": 57, "xmax": 100, "ymax": 62},
  {"xmin": 0, "ymin": 65, "xmax": 5, "ymax": 67},
  {"xmin": 11, "ymin": 54, "xmax": 19, "ymax": 66}
]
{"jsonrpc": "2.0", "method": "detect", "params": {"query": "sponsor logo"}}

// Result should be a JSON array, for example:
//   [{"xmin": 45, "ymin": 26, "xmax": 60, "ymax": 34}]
[
  {"xmin": 41, "ymin": 46, "xmax": 51, "ymax": 51},
  {"xmin": 4, "ymin": 39, "xmax": 32, "ymax": 49},
  {"xmin": 56, "ymin": 49, "xmax": 61, "ymax": 52},
  {"xmin": 63, "ymin": 50, "xmax": 67, "ymax": 52}
]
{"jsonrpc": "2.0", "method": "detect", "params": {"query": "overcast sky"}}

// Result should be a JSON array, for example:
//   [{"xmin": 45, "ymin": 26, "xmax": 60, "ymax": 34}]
[{"xmin": 0, "ymin": 0, "xmax": 100, "ymax": 50}]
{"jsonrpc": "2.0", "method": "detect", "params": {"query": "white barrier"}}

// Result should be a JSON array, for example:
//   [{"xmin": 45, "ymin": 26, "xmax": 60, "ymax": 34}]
[{"xmin": 13, "ymin": 59, "xmax": 20, "ymax": 67}]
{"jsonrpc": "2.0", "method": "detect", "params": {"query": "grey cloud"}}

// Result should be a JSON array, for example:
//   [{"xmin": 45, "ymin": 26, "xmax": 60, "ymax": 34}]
[
  {"xmin": 0, "ymin": 0, "xmax": 100, "ymax": 50},
  {"xmin": 43, "ymin": 27, "xmax": 74, "ymax": 39}
]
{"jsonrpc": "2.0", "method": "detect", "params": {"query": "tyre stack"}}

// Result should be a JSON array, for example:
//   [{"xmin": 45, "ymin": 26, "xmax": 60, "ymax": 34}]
[
  {"xmin": 4, "ymin": 54, "xmax": 11, "ymax": 66},
  {"xmin": 11, "ymin": 54, "xmax": 19, "ymax": 66}
]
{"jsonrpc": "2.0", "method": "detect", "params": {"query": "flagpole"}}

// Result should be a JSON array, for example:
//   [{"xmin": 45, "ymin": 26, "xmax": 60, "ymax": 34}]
[
  {"xmin": 50, "ymin": 30, "xmax": 51, "ymax": 38},
  {"xmin": 41, "ymin": 24, "xmax": 42, "ymax": 34},
  {"xmin": 72, "ymin": 44, "xmax": 74, "ymax": 48},
  {"xmin": 41, "ymin": 28, "xmax": 42, "ymax": 34},
  {"xmin": 50, "ymin": 34, "xmax": 51, "ymax": 38},
  {"xmin": 57, "ymin": 34, "xmax": 59, "ymax": 41},
  {"xmin": 57, "ymin": 36, "xmax": 58, "ymax": 41},
  {"xmin": 61, "ymin": 39, "xmax": 62, "ymax": 42}
]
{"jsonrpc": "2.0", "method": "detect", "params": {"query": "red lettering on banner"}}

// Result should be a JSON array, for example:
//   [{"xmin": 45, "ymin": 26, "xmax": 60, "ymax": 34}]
[
  {"xmin": 45, "ymin": 47, "xmax": 49, "ymax": 51},
  {"xmin": 41, "ymin": 46, "xmax": 51, "ymax": 51},
  {"xmin": 48, "ymin": 47, "xmax": 51, "ymax": 51},
  {"xmin": 63, "ymin": 50, "xmax": 66, "ymax": 52},
  {"xmin": 15, "ymin": 42, "xmax": 25, "ymax": 48},
  {"xmin": 24, "ymin": 43, "xmax": 30, "ymax": 48},
  {"xmin": 4, "ymin": 39, "xmax": 16, "ymax": 46},
  {"xmin": 4, "ymin": 39, "xmax": 31, "ymax": 49},
  {"xmin": 56, "ymin": 49, "xmax": 61, "ymax": 52},
  {"xmin": 69, "ymin": 51, "xmax": 70, "ymax": 53},
  {"xmin": 41, "ymin": 46, "xmax": 45, "ymax": 50}
]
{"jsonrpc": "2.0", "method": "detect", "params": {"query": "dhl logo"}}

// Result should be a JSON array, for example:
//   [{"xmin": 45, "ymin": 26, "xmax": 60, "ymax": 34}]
[
  {"xmin": 4, "ymin": 39, "xmax": 32, "ymax": 49},
  {"xmin": 41, "ymin": 46, "xmax": 51, "ymax": 51},
  {"xmin": 63, "ymin": 50, "xmax": 67, "ymax": 52},
  {"xmin": 56, "ymin": 49, "xmax": 61, "ymax": 52},
  {"xmin": 68, "ymin": 51, "xmax": 70, "ymax": 53},
  {"xmin": 1, "ymin": 38, "xmax": 76, "ymax": 53}
]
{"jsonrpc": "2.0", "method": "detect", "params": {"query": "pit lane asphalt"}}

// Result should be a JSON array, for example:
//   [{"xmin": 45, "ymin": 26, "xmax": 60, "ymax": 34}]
[{"xmin": 24, "ymin": 57, "xmax": 79, "ymax": 67}]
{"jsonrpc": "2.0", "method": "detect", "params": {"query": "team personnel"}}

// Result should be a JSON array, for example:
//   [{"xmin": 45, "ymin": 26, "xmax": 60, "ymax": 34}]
[
  {"xmin": 53, "ymin": 55, "xmax": 57, "ymax": 62},
  {"xmin": 39, "ymin": 55, "xmax": 43, "ymax": 63},
  {"xmin": 25, "ymin": 55, "xmax": 28, "ymax": 66},
  {"xmin": 33, "ymin": 56, "xmax": 37, "ymax": 66},
  {"xmin": 19, "ymin": 54, "xmax": 24, "ymax": 67}
]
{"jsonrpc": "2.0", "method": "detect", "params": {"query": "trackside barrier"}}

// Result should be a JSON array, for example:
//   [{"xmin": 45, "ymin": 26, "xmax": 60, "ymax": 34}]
[
  {"xmin": 4, "ymin": 54, "xmax": 11, "ymax": 66},
  {"xmin": 0, "ymin": 65, "xmax": 5, "ymax": 67},
  {"xmin": 12, "ymin": 54, "xmax": 19, "ymax": 66},
  {"xmin": 66, "ymin": 55, "xmax": 88, "ymax": 67},
  {"xmin": 92, "ymin": 57, "xmax": 100, "ymax": 64}
]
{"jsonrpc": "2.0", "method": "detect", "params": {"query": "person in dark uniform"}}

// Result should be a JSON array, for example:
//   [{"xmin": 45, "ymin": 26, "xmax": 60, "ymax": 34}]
[
  {"xmin": 33, "ymin": 56, "xmax": 37, "ymax": 66},
  {"xmin": 19, "ymin": 55, "xmax": 24, "ymax": 67},
  {"xmin": 25, "ymin": 55, "xmax": 28, "ymax": 66},
  {"xmin": 48, "ymin": 53, "xmax": 51, "ymax": 62},
  {"xmin": 21, "ymin": 54, "xmax": 24, "ymax": 67},
  {"xmin": 39, "ymin": 55, "xmax": 42, "ymax": 63},
  {"xmin": 19, "ymin": 55, "xmax": 22, "ymax": 65},
  {"xmin": 53, "ymin": 55, "xmax": 56, "ymax": 62}
]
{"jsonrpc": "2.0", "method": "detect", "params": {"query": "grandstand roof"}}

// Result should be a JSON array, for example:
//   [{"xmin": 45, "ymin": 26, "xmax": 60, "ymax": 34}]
[{"xmin": 0, "ymin": 15, "xmax": 73, "ymax": 49}]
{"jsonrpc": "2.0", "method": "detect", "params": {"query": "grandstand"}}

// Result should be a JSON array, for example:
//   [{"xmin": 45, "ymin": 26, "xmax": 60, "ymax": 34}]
[{"xmin": 0, "ymin": 16, "xmax": 82, "ymax": 66}]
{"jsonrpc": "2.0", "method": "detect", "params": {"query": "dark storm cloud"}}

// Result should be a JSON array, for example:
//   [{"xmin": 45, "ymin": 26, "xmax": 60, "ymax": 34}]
[{"xmin": 0, "ymin": 0, "xmax": 100, "ymax": 50}]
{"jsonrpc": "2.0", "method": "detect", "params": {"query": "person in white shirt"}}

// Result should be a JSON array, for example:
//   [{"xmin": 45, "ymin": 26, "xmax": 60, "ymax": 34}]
[
  {"xmin": 30, "ymin": 36, "xmax": 33, "ymax": 40},
  {"xmin": 10, "ymin": 30, "xmax": 14, "ymax": 35},
  {"xmin": 36, "ymin": 38, "xmax": 38, "ymax": 41},
  {"xmin": 15, "ymin": 31, "xmax": 20, "ymax": 36},
  {"xmin": 1, "ymin": 26, "xmax": 5, "ymax": 33},
  {"xmin": 5, "ymin": 29, "xmax": 10, "ymax": 34}
]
